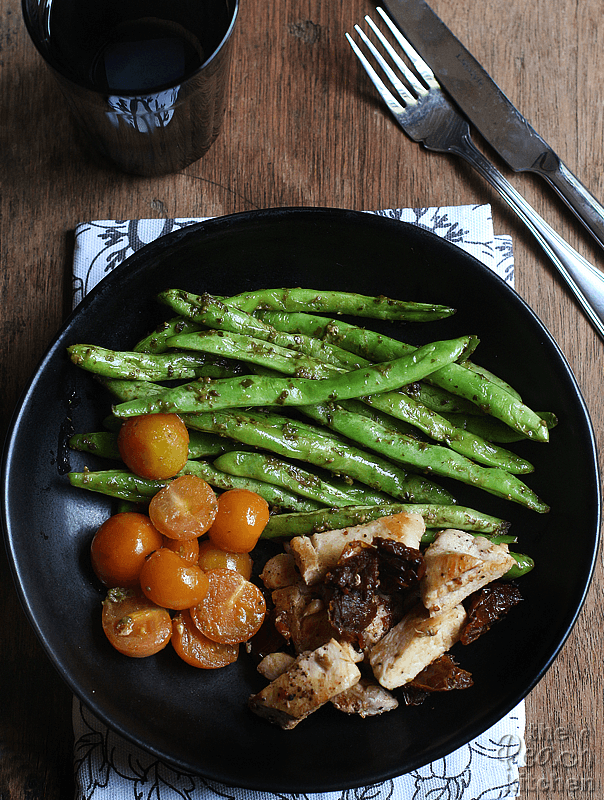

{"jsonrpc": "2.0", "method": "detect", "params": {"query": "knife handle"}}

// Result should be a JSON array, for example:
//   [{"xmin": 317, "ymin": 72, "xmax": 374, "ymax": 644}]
[
  {"xmin": 454, "ymin": 135, "xmax": 604, "ymax": 341},
  {"xmin": 533, "ymin": 155, "xmax": 604, "ymax": 253}
]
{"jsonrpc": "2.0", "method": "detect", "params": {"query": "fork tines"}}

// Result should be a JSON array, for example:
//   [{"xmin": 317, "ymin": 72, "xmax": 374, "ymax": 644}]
[{"xmin": 346, "ymin": 7, "xmax": 435, "ymax": 110}]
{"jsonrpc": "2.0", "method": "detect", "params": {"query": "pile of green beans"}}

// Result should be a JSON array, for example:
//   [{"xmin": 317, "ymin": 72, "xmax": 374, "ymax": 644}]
[{"xmin": 67, "ymin": 286, "xmax": 554, "ymax": 579}]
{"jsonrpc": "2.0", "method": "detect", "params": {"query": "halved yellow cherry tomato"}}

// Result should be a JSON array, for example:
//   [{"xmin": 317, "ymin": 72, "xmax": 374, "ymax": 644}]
[
  {"xmin": 149, "ymin": 475, "xmax": 218, "ymax": 540},
  {"xmin": 207, "ymin": 488, "xmax": 269, "ymax": 553},
  {"xmin": 102, "ymin": 588, "xmax": 171, "ymax": 658},
  {"xmin": 117, "ymin": 413, "xmax": 189, "ymax": 479},
  {"xmin": 171, "ymin": 609, "xmax": 239, "ymax": 669},
  {"xmin": 163, "ymin": 535, "xmax": 200, "ymax": 563},
  {"xmin": 190, "ymin": 568, "xmax": 266, "ymax": 644}
]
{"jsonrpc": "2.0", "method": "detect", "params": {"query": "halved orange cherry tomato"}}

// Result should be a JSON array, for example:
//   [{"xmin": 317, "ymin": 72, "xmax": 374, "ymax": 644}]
[
  {"xmin": 149, "ymin": 475, "xmax": 218, "ymax": 540},
  {"xmin": 207, "ymin": 488, "xmax": 269, "ymax": 553},
  {"xmin": 163, "ymin": 535, "xmax": 200, "ymax": 564},
  {"xmin": 171, "ymin": 609, "xmax": 239, "ymax": 669},
  {"xmin": 190, "ymin": 568, "xmax": 266, "ymax": 644},
  {"xmin": 90, "ymin": 512, "xmax": 164, "ymax": 587},
  {"xmin": 117, "ymin": 413, "xmax": 189, "ymax": 480},
  {"xmin": 139, "ymin": 547, "xmax": 209, "ymax": 610},
  {"xmin": 102, "ymin": 588, "xmax": 171, "ymax": 657},
  {"xmin": 197, "ymin": 540, "xmax": 253, "ymax": 580}
]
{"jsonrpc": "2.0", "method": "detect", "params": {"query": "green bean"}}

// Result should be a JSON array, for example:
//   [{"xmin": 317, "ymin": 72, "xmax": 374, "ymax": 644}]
[
  {"xmin": 68, "ymin": 462, "xmax": 323, "ymax": 512},
  {"xmin": 302, "ymin": 402, "xmax": 549, "ymax": 513},
  {"xmin": 99, "ymin": 377, "xmax": 166, "ymax": 402},
  {"xmin": 401, "ymin": 382, "xmax": 484, "ymax": 415},
  {"xmin": 344, "ymin": 400, "xmax": 420, "ymax": 439},
  {"xmin": 69, "ymin": 432, "xmax": 121, "ymax": 460},
  {"xmin": 69, "ymin": 468, "xmax": 165, "ymax": 501},
  {"xmin": 158, "ymin": 290, "xmax": 364, "ymax": 369},
  {"xmin": 186, "ymin": 433, "xmax": 251, "ymax": 459},
  {"xmin": 256, "ymin": 311, "xmax": 549, "ymax": 442},
  {"xmin": 460, "ymin": 361, "xmax": 522, "ymax": 401},
  {"xmin": 256, "ymin": 309, "xmax": 414, "ymax": 352},
  {"xmin": 133, "ymin": 316, "xmax": 204, "ymax": 353},
  {"xmin": 184, "ymin": 409, "xmax": 455, "ymax": 505},
  {"xmin": 111, "ymin": 336, "xmax": 474, "ymax": 418},
  {"xmin": 166, "ymin": 329, "xmax": 337, "ymax": 378},
  {"xmin": 177, "ymin": 461, "xmax": 324, "ymax": 510},
  {"xmin": 69, "ymin": 429, "xmax": 248, "ymax": 460},
  {"xmin": 505, "ymin": 551, "xmax": 535, "ymax": 579},
  {"xmin": 260, "ymin": 503, "xmax": 510, "ymax": 538},
  {"xmin": 224, "ymin": 287, "xmax": 457, "ymax": 321},
  {"xmin": 421, "ymin": 530, "xmax": 517, "ymax": 545},
  {"xmin": 102, "ymin": 415, "xmax": 122, "ymax": 432},
  {"xmin": 115, "ymin": 499, "xmax": 145, "ymax": 513},
  {"xmin": 442, "ymin": 410, "xmax": 558, "ymax": 443},
  {"xmin": 214, "ymin": 451, "xmax": 367, "ymax": 508},
  {"xmin": 326, "ymin": 483, "xmax": 398, "ymax": 506},
  {"xmin": 67, "ymin": 344, "xmax": 237, "ymax": 382},
  {"xmin": 354, "ymin": 394, "xmax": 534, "ymax": 474}
]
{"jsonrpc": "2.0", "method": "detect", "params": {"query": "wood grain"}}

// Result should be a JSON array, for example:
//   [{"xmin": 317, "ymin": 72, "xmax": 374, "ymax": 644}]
[{"xmin": 1, "ymin": 0, "xmax": 602, "ymax": 796}]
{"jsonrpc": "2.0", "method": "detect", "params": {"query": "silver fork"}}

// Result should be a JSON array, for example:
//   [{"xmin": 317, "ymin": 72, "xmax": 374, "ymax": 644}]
[{"xmin": 346, "ymin": 8, "xmax": 604, "ymax": 342}]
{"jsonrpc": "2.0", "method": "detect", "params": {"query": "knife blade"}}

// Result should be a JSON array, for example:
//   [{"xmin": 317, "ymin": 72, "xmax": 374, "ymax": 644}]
[{"xmin": 381, "ymin": 0, "xmax": 604, "ymax": 252}]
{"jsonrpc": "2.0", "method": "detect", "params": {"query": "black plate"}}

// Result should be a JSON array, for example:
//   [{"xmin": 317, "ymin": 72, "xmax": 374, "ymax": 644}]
[{"xmin": 2, "ymin": 208, "xmax": 600, "ymax": 791}]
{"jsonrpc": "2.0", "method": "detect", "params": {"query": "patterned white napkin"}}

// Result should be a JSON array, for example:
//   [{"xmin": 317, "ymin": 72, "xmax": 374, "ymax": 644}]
[{"xmin": 71, "ymin": 205, "xmax": 524, "ymax": 800}]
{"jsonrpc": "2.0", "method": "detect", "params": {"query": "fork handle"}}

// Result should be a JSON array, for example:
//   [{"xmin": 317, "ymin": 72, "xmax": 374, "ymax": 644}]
[{"xmin": 452, "ymin": 134, "xmax": 604, "ymax": 342}]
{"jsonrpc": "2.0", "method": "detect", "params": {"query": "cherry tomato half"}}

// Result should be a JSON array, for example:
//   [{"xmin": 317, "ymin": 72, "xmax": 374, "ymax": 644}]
[
  {"xmin": 139, "ymin": 547, "xmax": 209, "ymax": 610},
  {"xmin": 90, "ymin": 512, "xmax": 164, "ymax": 588},
  {"xmin": 163, "ymin": 535, "xmax": 200, "ymax": 564},
  {"xmin": 197, "ymin": 540, "xmax": 253, "ymax": 580},
  {"xmin": 149, "ymin": 475, "xmax": 218, "ymax": 540},
  {"xmin": 190, "ymin": 568, "xmax": 266, "ymax": 644},
  {"xmin": 117, "ymin": 413, "xmax": 189, "ymax": 480},
  {"xmin": 102, "ymin": 588, "xmax": 172, "ymax": 658},
  {"xmin": 172, "ymin": 609, "xmax": 239, "ymax": 669},
  {"xmin": 207, "ymin": 488, "xmax": 270, "ymax": 553}
]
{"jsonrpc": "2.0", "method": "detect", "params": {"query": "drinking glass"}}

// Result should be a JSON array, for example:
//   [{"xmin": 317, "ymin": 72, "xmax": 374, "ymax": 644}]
[{"xmin": 22, "ymin": 0, "xmax": 238, "ymax": 175}]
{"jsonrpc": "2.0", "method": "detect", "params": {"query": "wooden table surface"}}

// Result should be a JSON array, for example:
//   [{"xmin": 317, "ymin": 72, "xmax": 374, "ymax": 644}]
[{"xmin": 1, "ymin": 0, "xmax": 602, "ymax": 796}]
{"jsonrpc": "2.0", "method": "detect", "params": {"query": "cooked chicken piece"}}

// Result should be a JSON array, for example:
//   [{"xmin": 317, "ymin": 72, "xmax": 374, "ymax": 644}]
[
  {"xmin": 369, "ymin": 603, "xmax": 466, "ymax": 690},
  {"xmin": 331, "ymin": 678, "xmax": 399, "ymax": 717},
  {"xmin": 272, "ymin": 583, "xmax": 334, "ymax": 653},
  {"xmin": 260, "ymin": 553, "xmax": 298, "ymax": 590},
  {"xmin": 257, "ymin": 651, "xmax": 296, "ymax": 681},
  {"xmin": 248, "ymin": 639, "xmax": 362, "ymax": 729},
  {"xmin": 421, "ymin": 529, "xmax": 516, "ymax": 615},
  {"xmin": 289, "ymin": 512, "xmax": 425, "ymax": 585},
  {"xmin": 357, "ymin": 595, "xmax": 399, "ymax": 653}
]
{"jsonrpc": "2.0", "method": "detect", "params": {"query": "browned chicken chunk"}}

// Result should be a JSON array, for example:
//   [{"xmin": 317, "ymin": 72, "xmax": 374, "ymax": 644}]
[
  {"xmin": 369, "ymin": 603, "xmax": 466, "ymax": 690},
  {"xmin": 331, "ymin": 678, "xmax": 399, "ymax": 717},
  {"xmin": 421, "ymin": 529, "xmax": 516, "ymax": 615},
  {"xmin": 289, "ymin": 512, "xmax": 425, "ymax": 585},
  {"xmin": 248, "ymin": 639, "xmax": 362, "ymax": 729},
  {"xmin": 260, "ymin": 553, "xmax": 298, "ymax": 590}
]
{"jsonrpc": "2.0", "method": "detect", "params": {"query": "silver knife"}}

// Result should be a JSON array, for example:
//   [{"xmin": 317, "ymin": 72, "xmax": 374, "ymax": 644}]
[{"xmin": 382, "ymin": 0, "xmax": 604, "ymax": 252}]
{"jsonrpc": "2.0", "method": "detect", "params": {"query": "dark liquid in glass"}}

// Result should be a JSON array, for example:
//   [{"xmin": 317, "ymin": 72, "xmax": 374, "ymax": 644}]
[
  {"xmin": 44, "ymin": 0, "xmax": 229, "ymax": 92},
  {"xmin": 91, "ymin": 19, "xmax": 205, "ymax": 93},
  {"xmin": 24, "ymin": 0, "xmax": 237, "ymax": 174}
]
